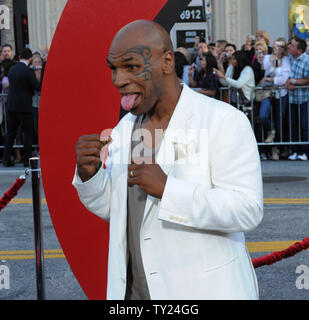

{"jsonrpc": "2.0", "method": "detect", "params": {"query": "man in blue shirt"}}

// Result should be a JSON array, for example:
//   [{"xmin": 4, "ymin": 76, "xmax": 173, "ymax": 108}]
[{"xmin": 286, "ymin": 37, "xmax": 309, "ymax": 161}]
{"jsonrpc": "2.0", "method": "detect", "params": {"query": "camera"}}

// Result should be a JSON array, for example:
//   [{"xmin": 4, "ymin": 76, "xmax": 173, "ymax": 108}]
[
  {"xmin": 275, "ymin": 59, "xmax": 279, "ymax": 68},
  {"xmin": 191, "ymin": 63, "xmax": 197, "ymax": 71},
  {"xmin": 257, "ymin": 49, "xmax": 264, "ymax": 58}
]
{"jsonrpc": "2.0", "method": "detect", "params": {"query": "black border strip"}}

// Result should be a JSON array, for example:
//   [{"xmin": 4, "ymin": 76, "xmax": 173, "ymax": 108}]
[{"xmin": 154, "ymin": 0, "xmax": 192, "ymax": 32}]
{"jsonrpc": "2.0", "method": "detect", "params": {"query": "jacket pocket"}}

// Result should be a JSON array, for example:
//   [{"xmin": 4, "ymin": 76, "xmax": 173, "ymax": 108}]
[{"xmin": 202, "ymin": 255, "xmax": 240, "ymax": 274}]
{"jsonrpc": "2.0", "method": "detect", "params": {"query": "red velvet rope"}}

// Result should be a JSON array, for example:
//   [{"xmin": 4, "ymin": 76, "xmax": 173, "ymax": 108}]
[
  {"xmin": 2, "ymin": 176, "xmax": 308, "ymax": 270},
  {"xmin": 252, "ymin": 237, "xmax": 309, "ymax": 268},
  {"xmin": 0, "ymin": 177, "xmax": 26, "ymax": 212}
]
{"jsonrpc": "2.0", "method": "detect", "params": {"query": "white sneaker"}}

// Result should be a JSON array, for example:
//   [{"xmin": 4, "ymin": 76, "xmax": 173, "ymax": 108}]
[
  {"xmin": 288, "ymin": 153, "xmax": 298, "ymax": 161},
  {"xmin": 297, "ymin": 154, "xmax": 308, "ymax": 161},
  {"xmin": 271, "ymin": 147, "xmax": 280, "ymax": 161},
  {"xmin": 260, "ymin": 153, "xmax": 268, "ymax": 161},
  {"xmin": 265, "ymin": 130, "xmax": 276, "ymax": 143}
]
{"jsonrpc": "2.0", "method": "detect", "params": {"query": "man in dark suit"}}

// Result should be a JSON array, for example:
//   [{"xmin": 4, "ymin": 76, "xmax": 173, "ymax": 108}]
[{"xmin": 3, "ymin": 48, "xmax": 41, "ymax": 167}]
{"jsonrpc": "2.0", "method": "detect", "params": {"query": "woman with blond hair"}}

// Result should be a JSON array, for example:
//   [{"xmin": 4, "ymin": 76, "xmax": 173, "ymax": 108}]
[
  {"xmin": 215, "ymin": 40, "xmax": 228, "ymax": 66},
  {"xmin": 215, "ymin": 40, "xmax": 228, "ymax": 57},
  {"xmin": 255, "ymin": 30, "xmax": 273, "ymax": 54},
  {"xmin": 258, "ymin": 38, "xmax": 291, "ymax": 159},
  {"xmin": 251, "ymin": 40, "xmax": 268, "ymax": 85}
]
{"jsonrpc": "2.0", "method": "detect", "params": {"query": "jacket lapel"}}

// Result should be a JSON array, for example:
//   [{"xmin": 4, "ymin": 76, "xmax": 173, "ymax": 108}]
[
  {"xmin": 116, "ymin": 114, "xmax": 137, "ymax": 246},
  {"xmin": 142, "ymin": 84, "xmax": 194, "ymax": 224}
]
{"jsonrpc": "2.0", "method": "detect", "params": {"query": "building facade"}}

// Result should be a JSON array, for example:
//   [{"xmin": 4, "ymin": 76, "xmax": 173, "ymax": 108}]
[
  {"xmin": 209, "ymin": 0, "xmax": 290, "ymax": 48},
  {"xmin": 27, "ymin": 0, "xmax": 67, "ymax": 53},
  {"xmin": 0, "ymin": 0, "xmax": 66, "ymax": 55},
  {"xmin": 0, "ymin": 0, "xmax": 302, "ymax": 56}
]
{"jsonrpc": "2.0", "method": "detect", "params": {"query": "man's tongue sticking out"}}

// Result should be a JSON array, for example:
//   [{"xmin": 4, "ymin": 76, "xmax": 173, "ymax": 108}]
[{"xmin": 121, "ymin": 94, "xmax": 138, "ymax": 111}]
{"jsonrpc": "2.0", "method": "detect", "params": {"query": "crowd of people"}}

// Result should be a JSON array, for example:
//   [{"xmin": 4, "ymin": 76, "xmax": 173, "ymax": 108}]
[
  {"xmin": 174, "ymin": 30, "xmax": 309, "ymax": 161},
  {"xmin": 1, "ymin": 29, "xmax": 309, "ymax": 165},
  {"xmin": 0, "ymin": 44, "xmax": 46, "ymax": 167}
]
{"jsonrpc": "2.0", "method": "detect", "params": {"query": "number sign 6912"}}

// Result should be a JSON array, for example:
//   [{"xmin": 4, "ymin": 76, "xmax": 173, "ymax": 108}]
[{"xmin": 179, "ymin": 6, "xmax": 205, "ymax": 22}]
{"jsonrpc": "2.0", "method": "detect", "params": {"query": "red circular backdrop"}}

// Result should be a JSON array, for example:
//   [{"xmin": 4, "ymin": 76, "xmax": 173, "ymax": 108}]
[{"xmin": 39, "ymin": 0, "xmax": 186, "ymax": 300}]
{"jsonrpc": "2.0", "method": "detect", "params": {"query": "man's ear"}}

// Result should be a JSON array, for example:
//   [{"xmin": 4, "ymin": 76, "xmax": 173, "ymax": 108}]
[{"xmin": 162, "ymin": 51, "xmax": 175, "ymax": 75}]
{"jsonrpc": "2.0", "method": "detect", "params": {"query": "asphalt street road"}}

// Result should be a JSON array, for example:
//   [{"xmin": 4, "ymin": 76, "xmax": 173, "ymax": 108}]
[{"xmin": 0, "ymin": 160, "xmax": 308, "ymax": 300}]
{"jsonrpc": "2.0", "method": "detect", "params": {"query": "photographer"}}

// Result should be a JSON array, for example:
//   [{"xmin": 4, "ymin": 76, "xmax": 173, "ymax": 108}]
[
  {"xmin": 214, "ymin": 50, "xmax": 255, "ymax": 108},
  {"xmin": 251, "ymin": 41, "xmax": 268, "ymax": 85},
  {"xmin": 258, "ymin": 38, "xmax": 290, "ymax": 159},
  {"xmin": 188, "ymin": 36, "xmax": 200, "ymax": 65},
  {"xmin": 217, "ymin": 43, "xmax": 236, "ymax": 75},
  {"xmin": 255, "ymin": 30, "xmax": 273, "ymax": 54},
  {"xmin": 188, "ymin": 52, "xmax": 219, "ymax": 98},
  {"xmin": 193, "ymin": 39, "xmax": 209, "ymax": 71},
  {"xmin": 215, "ymin": 40, "xmax": 228, "ymax": 61},
  {"xmin": 243, "ymin": 35, "xmax": 255, "ymax": 61}
]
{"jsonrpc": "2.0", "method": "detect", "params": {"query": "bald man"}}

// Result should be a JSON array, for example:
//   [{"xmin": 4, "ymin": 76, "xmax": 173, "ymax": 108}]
[{"xmin": 73, "ymin": 20, "xmax": 263, "ymax": 300}]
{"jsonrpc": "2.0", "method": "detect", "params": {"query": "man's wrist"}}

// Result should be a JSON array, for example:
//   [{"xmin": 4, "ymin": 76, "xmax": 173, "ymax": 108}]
[
  {"xmin": 96, "ymin": 161, "xmax": 102, "ymax": 172},
  {"xmin": 78, "ymin": 163, "xmax": 102, "ymax": 183},
  {"xmin": 291, "ymin": 78, "xmax": 297, "ymax": 85}
]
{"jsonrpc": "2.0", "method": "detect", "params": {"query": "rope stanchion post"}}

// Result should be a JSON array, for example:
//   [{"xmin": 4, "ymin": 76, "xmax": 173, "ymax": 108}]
[{"xmin": 29, "ymin": 157, "xmax": 46, "ymax": 300}]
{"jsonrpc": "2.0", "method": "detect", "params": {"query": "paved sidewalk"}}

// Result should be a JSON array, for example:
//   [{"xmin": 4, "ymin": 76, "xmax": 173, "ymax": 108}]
[{"xmin": 0, "ymin": 160, "xmax": 308, "ymax": 300}]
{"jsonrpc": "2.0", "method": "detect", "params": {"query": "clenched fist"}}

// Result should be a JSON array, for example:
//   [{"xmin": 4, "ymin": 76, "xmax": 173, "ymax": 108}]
[{"xmin": 75, "ymin": 134, "xmax": 112, "ymax": 182}]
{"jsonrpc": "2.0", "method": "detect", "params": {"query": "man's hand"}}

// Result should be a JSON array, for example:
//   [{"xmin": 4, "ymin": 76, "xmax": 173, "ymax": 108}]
[
  {"xmin": 76, "ymin": 134, "xmax": 112, "ymax": 182},
  {"xmin": 213, "ymin": 68, "xmax": 225, "ymax": 79},
  {"xmin": 128, "ymin": 162, "xmax": 167, "ymax": 199},
  {"xmin": 285, "ymin": 79, "xmax": 296, "ymax": 90},
  {"xmin": 218, "ymin": 51, "xmax": 227, "ymax": 63},
  {"xmin": 257, "ymin": 55, "xmax": 265, "ymax": 65}
]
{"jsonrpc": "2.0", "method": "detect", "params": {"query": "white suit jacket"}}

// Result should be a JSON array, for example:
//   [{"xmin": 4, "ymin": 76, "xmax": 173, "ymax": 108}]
[{"xmin": 73, "ymin": 84, "xmax": 264, "ymax": 300}]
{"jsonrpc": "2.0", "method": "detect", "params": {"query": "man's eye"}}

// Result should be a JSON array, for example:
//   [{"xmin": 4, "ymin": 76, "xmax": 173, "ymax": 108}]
[{"xmin": 127, "ymin": 65, "xmax": 138, "ymax": 71}]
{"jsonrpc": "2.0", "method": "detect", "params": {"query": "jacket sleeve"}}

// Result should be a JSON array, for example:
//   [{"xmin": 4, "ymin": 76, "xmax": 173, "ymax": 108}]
[
  {"xmin": 225, "ymin": 67, "xmax": 254, "ymax": 89},
  {"xmin": 27, "ymin": 68, "xmax": 41, "ymax": 93},
  {"xmin": 72, "ymin": 145, "xmax": 113, "ymax": 222},
  {"xmin": 158, "ymin": 109, "xmax": 264, "ymax": 233},
  {"xmin": 219, "ymin": 65, "xmax": 233, "ymax": 87}
]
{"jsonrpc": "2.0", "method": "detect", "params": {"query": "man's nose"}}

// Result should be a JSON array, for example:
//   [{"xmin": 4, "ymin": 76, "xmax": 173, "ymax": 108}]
[{"xmin": 113, "ymin": 69, "xmax": 129, "ymax": 88}]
